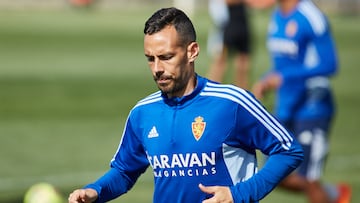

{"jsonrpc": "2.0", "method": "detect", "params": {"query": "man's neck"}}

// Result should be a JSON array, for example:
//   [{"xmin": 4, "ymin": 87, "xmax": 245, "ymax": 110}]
[{"xmin": 279, "ymin": 0, "xmax": 299, "ymax": 14}]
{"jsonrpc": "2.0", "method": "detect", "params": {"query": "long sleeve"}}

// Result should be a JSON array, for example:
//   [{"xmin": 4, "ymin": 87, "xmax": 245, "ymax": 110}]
[
  {"xmin": 229, "ymin": 91, "xmax": 304, "ymax": 202},
  {"xmin": 84, "ymin": 167, "xmax": 136, "ymax": 203},
  {"xmin": 230, "ymin": 145, "xmax": 303, "ymax": 202},
  {"xmin": 84, "ymin": 115, "xmax": 149, "ymax": 203}
]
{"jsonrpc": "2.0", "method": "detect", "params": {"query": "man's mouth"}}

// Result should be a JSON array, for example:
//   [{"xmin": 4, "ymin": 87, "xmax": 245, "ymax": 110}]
[{"xmin": 155, "ymin": 76, "xmax": 172, "ymax": 85}]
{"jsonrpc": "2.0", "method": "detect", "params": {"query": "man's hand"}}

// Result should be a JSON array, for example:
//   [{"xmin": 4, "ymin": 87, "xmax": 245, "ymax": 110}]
[
  {"xmin": 252, "ymin": 72, "xmax": 282, "ymax": 99},
  {"xmin": 252, "ymin": 80, "xmax": 268, "ymax": 100},
  {"xmin": 199, "ymin": 183, "xmax": 234, "ymax": 203},
  {"xmin": 68, "ymin": 188, "xmax": 98, "ymax": 203}
]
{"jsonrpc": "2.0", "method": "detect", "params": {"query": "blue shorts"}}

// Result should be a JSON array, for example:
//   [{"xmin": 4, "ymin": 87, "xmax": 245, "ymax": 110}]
[{"xmin": 288, "ymin": 118, "xmax": 332, "ymax": 181}]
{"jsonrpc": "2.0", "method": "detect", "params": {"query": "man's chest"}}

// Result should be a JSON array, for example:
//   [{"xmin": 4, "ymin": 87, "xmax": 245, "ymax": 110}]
[{"xmin": 140, "ymin": 105, "xmax": 236, "ymax": 156}]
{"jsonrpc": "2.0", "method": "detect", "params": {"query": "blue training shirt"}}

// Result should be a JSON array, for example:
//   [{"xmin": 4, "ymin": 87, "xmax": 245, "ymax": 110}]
[
  {"xmin": 266, "ymin": 0, "xmax": 338, "ymax": 122},
  {"xmin": 85, "ymin": 75, "xmax": 303, "ymax": 203}
]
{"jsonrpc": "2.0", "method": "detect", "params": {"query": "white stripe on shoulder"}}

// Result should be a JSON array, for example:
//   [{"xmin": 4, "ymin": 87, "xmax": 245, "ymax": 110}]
[
  {"xmin": 134, "ymin": 91, "xmax": 163, "ymax": 108},
  {"xmin": 201, "ymin": 82, "xmax": 293, "ymax": 150},
  {"xmin": 298, "ymin": 0, "xmax": 326, "ymax": 35}
]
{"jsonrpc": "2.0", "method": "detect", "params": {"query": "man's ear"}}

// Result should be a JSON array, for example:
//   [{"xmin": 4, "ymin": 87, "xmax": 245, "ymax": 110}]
[{"xmin": 187, "ymin": 42, "xmax": 200, "ymax": 62}]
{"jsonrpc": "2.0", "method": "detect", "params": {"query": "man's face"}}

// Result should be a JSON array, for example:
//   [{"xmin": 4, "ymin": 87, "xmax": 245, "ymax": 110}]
[{"xmin": 144, "ymin": 25, "xmax": 198, "ymax": 98}]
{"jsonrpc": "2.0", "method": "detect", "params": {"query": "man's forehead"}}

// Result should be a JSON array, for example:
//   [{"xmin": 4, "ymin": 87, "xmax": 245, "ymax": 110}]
[{"xmin": 144, "ymin": 27, "xmax": 182, "ymax": 54}]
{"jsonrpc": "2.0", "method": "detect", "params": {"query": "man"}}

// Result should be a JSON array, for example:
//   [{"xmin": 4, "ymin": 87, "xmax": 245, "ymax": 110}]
[
  {"xmin": 68, "ymin": 7, "xmax": 303, "ymax": 203},
  {"xmin": 252, "ymin": 0, "xmax": 351, "ymax": 203}
]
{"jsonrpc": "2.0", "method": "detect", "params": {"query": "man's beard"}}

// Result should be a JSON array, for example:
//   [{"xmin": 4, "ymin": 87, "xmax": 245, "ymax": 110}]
[{"xmin": 154, "ymin": 75, "xmax": 187, "ymax": 97}]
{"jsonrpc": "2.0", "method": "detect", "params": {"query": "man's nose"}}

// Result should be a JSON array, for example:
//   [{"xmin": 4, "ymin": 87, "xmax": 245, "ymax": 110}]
[{"xmin": 153, "ymin": 58, "xmax": 164, "ymax": 73}]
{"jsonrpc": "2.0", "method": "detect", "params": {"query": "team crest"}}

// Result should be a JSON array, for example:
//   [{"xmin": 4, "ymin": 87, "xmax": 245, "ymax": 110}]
[
  {"xmin": 192, "ymin": 116, "xmax": 206, "ymax": 141},
  {"xmin": 286, "ymin": 20, "xmax": 298, "ymax": 37}
]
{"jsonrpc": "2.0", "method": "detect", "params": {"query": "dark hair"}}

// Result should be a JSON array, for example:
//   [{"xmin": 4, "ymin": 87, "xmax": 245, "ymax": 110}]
[{"xmin": 144, "ymin": 7, "xmax": 196, "ymax": 45}]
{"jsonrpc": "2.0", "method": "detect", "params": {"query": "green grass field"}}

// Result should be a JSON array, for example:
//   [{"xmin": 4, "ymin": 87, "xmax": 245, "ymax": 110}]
[{"xmin": 0, "ymin": 4, "xmax": 359, "ymax": 203}]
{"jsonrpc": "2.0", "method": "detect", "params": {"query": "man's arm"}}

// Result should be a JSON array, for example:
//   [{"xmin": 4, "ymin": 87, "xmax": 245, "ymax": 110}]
[
  {"xmin": 69, "ymin": 114, "xmax": 149, "ymax": 203},
  {"xmin": 230, "ymin": 92, "xmax": 304, "ymax": 202},
  {"xmin": 68, "ymin": 188, "xmax": 98, "ymax": 203},
  {"xmin": 230, "ymin": 149, "xmax": 303, "ymax": 203},
  {"xmin": 83, "ymin": 166, "xmax": 143, "ymax": 203}
]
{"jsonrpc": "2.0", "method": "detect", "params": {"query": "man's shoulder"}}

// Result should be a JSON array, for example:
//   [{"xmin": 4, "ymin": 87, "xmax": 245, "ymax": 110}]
[
  {"xmin": 203, "ymin": 80, "xmax": 245, "ymax": 94},
  {"xmin": 133, "ymin": 91, "xmax": 163, "ymax": 109},
  {"xmin": 297, "ymin": 0, "xmax": 328, "ymax": 35},
  {"xmin": 201, "ymin": 81, "xmax": 255, "ymax": 102}
]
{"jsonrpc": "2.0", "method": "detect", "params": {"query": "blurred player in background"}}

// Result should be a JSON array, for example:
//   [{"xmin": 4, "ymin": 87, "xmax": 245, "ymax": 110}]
[
  {"xmin": 206, "ymin": 0, "xmax": 252, "ymax": 89},
  {"xmin": 206, "ymin": 0, "xmax": 275, "ymax": 89},
  {"xmin": 68, "ymin": 0, "xmax": 94, "ymax": 8},
  {"xmin": 68, "ymin": 7, "xmax": 304, "ymax": 203},
  {"xmin": 252, "ymin": 0, "xmax": 352, "ymax": 203}
]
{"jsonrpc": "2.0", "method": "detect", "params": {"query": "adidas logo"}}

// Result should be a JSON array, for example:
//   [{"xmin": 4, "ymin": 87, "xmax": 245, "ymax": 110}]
[{"xmin": 148, "ymin": 126, "xmax": 159, "ymax": 138}]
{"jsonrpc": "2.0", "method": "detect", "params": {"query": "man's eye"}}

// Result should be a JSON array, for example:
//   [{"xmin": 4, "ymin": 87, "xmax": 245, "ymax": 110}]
[
  {"xmin": 146, "ymin": 56, "xmax": 155, "ymax": 62},
  {"xmin": 160, "ymin": 55, "xmax": 172, "ymax": 60}
]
